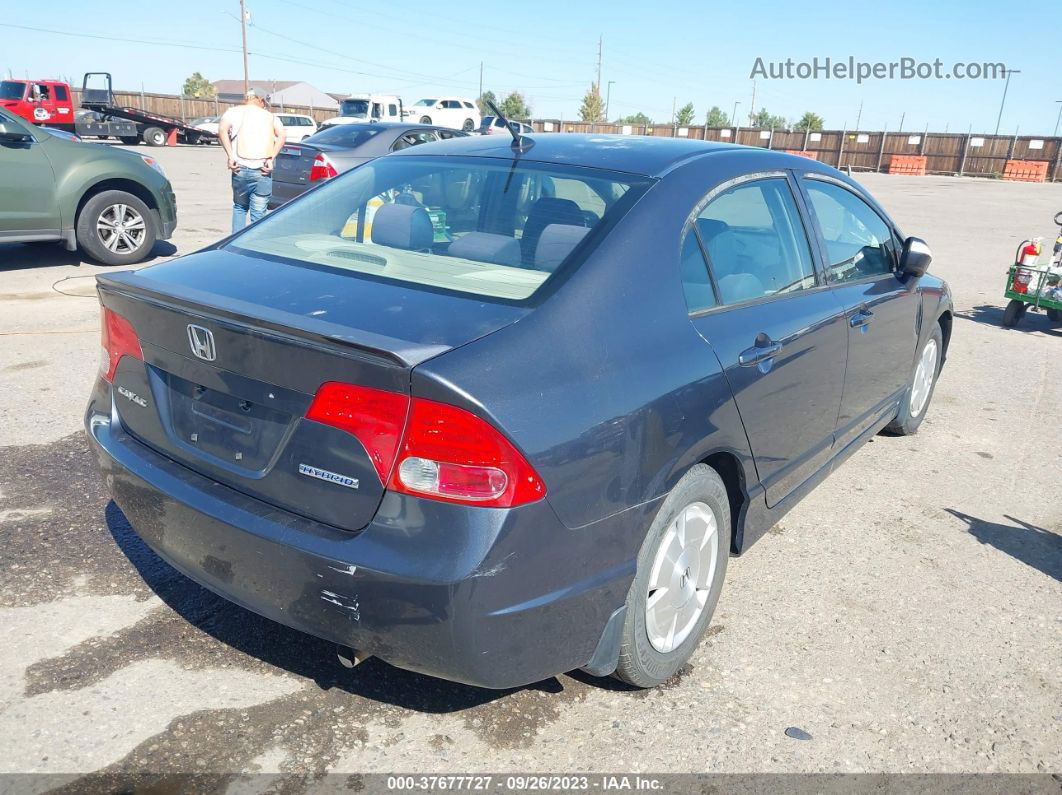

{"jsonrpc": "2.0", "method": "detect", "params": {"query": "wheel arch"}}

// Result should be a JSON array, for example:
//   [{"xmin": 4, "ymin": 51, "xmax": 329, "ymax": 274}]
[
  {"xmin": 699, "ymin": 450, "xmax": 748, "ymax": 555},
  {"xmin": 936, "ymin": 309, "xmax": 953, "ymax": 366},
  {"xmin": 75, "ymin": 178, "xmax": 160, "ymax": 226}
]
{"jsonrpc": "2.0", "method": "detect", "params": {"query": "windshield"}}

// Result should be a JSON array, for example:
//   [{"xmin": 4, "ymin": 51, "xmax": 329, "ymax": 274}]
[
  {"xmin": 304, "ymin": 125, "xmax": 383, "ymax": 148},
  {"xmin": 413, "ymin": 99, "xmax": 436, "ymax": 107},
  {"xmin": 229, "ymin": 156, "xmax": 647, "ymax": 301},
  {"xmin": 339, "ymin": 99, "xmax": 369, "ymax": 117},
  {"xmin": 0, "ymin": 81, "xmax": 27, "ymax": 101}
]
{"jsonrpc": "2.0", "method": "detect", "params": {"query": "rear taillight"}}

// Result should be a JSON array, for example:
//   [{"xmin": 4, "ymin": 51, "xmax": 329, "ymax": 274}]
[
  {"xmin": 309, "ymin": 153, "xmax": 338, "ymax": 182},
  {"xmin": 99, "ymin": 307, "xmax": 142, "ymax": 382},
  {"xmin": 305, "ymin": 384, "xmax": 546, "ymax": 508},
  {"xmin": 305, "ymin": 383, "xmax": 410, "ymax": 483}
]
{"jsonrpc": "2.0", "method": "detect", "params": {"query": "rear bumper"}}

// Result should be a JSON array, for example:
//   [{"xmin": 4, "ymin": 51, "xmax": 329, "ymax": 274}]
[
  {"xmin": 85, "ymin": 384, "xmax": 636, "ymax": 688},
  {"xmin": 268, "ymin": 180, "xmax": 307, "ymax": 210}
]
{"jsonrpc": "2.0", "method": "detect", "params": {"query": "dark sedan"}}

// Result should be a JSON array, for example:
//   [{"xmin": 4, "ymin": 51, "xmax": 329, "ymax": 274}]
[
  {"xmin": 86, "ymin": 134, "xmax": 952, "ymax": 689},
  {"xmin": 268, "ymin": 122, "xmax": 466, "ymax": 208}
]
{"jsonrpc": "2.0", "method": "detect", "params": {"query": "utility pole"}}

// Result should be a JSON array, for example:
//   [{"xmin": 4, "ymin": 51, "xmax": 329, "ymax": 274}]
[
  {"xmin": 1053, "ymin": 100, "xmax": 1062, "ymax": 137},
  {"xmin": 731, "ymin": 101, "xmax": 740, "ymax": 127},
  {"xmin": 898, "ymin": 111, "xmax": 905, "ymax": 133},
  {"xmin": 596, "ymin": 35, "xmax": 603, "ymax": 90},
  {"xmin": 478, "ymin": 62, "xmax": 483, "ymax": 101},
  {"xmin": 855, "ymin": 98, "xmax": 863, "ymax": 130},
  {"xmin": 672, "ymin": 96, "xmax": 677, "ymax": 126},
  {"xmin": 994, "ymin": 69, "xmax": 1020, "ymax": 136},
  {"xmin": 748, "ymin": 79, "xmax": 756, "ymax": 125},
  {"xmin": 239, "ymin": 0, "xmax": 250, "ymax": 96},
  {"xmin": 605, "ymin": 80, "xmax": 615, "ymax": 120}
]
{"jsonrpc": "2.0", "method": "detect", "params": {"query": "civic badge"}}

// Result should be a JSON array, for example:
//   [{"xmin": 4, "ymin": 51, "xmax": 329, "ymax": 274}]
[{"xmin": 186, "ymin": 324, "xmax": 216, "ymax": 361}]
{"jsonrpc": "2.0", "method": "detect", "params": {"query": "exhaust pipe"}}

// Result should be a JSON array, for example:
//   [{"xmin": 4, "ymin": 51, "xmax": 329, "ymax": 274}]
[{"xmin": 337, "ymin": 645, "xmax": 370, "ymax": 669}]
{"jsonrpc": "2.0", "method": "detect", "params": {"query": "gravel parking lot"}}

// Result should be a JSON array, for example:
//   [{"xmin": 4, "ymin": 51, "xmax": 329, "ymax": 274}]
[{"xmin": 1, "ymin": 144, "xmax": 1059, "ymax": 785}]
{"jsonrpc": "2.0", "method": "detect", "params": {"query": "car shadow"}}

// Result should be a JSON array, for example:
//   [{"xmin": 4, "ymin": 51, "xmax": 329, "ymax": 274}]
[
  {"xmin": 945, "ymin": 508, "xmax": 1062, "ymax": 583},
  {"xmin": 953, "ymin": 303, "xmax": 1061, "ymax": 336},
  {"xmin": 104, "ymin": 500, "xmax": 559, "ymax": 712},
  {"xmin": 0, "ymin": 240, "xmax": 177, "ymax": 272}
]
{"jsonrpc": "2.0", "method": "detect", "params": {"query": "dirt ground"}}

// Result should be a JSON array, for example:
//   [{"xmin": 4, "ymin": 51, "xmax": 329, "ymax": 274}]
[{"xmin": 0, "ymin": 144, "xmax": 1059, "ymax": 787}]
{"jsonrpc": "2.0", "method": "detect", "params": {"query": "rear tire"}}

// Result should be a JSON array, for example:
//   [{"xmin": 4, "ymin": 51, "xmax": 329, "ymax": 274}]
[
  {"xmin": 1046, "ymin": 308, "xmax": 1062, "ymax": 323},
  {"xmin": 1002, "ymin": 299, "xmax": 1026, "ymax": 328},
  {"xmin": 883, "ymin": 324, "xmax": 943, "ymax": 436},
  {"xmin": 462, "ymin": 118, "xmax": 475, "ymax": 132},
  {"xmin": 613, "ymin": 464, "xmax": 730, "ymax": 688},
  {"xmin": 143, "ymin": 126, "xmax": 166, "ymax": 147},
  {"xmin": 75, "ymin": 190, "xmax": 157, "ymax": 266},
  {"xmin": 419, "ymin": 116, "xmax": 432, "ymax": 124}
]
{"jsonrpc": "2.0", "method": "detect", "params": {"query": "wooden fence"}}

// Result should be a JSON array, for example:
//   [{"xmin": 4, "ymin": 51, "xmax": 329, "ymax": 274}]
[
  {"xmin": 70, "ymin": 88, "xmax": 1062, "ymax": 180},
  {"xmin": 527, "ymin": 120, "xmax": 1062, "ymax": 181}
]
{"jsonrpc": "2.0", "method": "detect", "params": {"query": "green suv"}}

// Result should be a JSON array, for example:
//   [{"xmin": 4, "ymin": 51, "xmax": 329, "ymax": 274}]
[{"xmin": 0, "ymin": 107, "xmax": 176, "ymax": 265}]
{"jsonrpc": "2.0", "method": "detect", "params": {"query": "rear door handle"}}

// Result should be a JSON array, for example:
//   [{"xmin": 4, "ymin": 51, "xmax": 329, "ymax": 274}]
[
  {"xmin": 738, "ymin": 339, "xmax": 783, "ymax": 366},
  {"xmin": 849, "ymin": 306, "xmax": 874, "ymax": 328}
]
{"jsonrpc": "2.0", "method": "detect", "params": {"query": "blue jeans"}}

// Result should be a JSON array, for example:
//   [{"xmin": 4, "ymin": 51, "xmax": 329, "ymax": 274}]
[{"xmin": 231, "ymin": 167, "xmax": 272, "ymax": 233}]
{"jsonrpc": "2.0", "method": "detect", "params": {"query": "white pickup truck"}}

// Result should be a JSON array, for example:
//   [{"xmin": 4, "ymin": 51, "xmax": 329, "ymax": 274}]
[{"xmin": 320, "ymin": 94, "xmax": 404, "ymax": 128}]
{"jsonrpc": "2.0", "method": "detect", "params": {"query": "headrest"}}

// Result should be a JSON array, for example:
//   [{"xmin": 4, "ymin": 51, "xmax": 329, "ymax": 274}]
[
  {"xmin": 448, "ymin": 232, "xmax": 521, "ymax": 267},
  {"xmin": 371, "ymin": 203, "xmax": 434, "ymax": 251},
  {"xmin": 534, "ymin": 224, "xmax": 590, "ymax": 271},
  {"xmin": 717, "ymin": 273, "xmax": 765, "ymax": 304}
]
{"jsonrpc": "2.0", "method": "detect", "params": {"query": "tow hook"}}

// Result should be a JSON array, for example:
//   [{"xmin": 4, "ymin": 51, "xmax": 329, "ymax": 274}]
[{"xmin": 337, "ymin": 645, "xmax": 370, "ymax": 669}]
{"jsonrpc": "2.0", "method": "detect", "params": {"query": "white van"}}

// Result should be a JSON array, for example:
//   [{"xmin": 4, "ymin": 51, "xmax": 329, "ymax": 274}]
[{"xmin": 321, "ymin": 94, "xmax": 403, "ymax": 128}]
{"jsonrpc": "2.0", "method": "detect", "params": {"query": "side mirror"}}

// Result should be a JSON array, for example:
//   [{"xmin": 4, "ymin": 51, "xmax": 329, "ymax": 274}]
[
  {"xmin": 900, "ymin": 236, "xmax": 932, "ymax": 277},
  {"xmin": 0, "ymin": 122, "xmax": 32, "ymax": 143}
]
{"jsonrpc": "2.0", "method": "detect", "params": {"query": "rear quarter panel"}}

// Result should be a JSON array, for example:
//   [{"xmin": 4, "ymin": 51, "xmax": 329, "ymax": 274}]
[{"xmin": 413, "ymin": 151, "xmax": 782, "ymax": 533}]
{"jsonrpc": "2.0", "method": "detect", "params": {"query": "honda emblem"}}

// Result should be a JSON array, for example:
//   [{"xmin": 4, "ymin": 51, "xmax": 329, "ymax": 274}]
[{"xmin": 186, "ymin": 324, "xmax": 217, "ymax": 361}]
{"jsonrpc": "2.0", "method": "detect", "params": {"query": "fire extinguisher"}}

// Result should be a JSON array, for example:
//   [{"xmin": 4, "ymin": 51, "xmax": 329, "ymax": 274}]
[{"xmin": 1011, "ymin": 238, "xmax": 1042, "ymax": 294}]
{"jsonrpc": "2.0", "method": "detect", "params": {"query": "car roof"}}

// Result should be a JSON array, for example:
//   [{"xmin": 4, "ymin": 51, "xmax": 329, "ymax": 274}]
[{"xmin": 388, "ymin": 133, "xmax": 744, "ymax": 177}]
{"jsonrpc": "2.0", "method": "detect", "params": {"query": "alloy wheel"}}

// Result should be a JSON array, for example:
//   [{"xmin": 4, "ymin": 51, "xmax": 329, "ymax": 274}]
[
  {"xmin": 96, "ymin": 203, "xmax": 147, "ymax": 255},
  {"xmin": 909, "ymin": 338, "xmax": 939, "ymax": 418}
]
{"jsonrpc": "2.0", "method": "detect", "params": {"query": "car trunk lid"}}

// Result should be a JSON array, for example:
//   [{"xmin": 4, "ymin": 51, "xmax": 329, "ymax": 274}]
[{"xmin": 97, "ymin": 249, "xmax": 528, "ymax": 531}]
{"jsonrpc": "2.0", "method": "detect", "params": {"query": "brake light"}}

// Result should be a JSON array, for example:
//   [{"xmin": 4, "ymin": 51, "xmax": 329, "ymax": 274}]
[
  {"xmin": 305, "ymin": 384, "xmax": 546, "ymax": 507},
  {"xmin": 391, "ymin": 398, "xmax": 545, "ymax": 507},
  {"xmin": 306, "ymin": 383, "xmax": 410, "ymax": 482},
  {"xmin": 99, "ymin": 307, "xmax": 143, "ymax": 382},
  {"xmin": 309, "ymin": 153, "xmax": 338, "ymax": 182}
]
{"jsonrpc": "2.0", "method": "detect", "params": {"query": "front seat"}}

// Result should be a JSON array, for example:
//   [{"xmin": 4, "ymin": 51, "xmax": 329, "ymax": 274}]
[{"xmin": 521, "ymin": 198, "xmax": 584, "ymax": 265}]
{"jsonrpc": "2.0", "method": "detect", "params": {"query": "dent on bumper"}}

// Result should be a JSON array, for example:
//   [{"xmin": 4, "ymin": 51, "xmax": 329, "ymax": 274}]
[{"xmin": 85, "ymin": 392, "xmax": 637, "ymax": 688}]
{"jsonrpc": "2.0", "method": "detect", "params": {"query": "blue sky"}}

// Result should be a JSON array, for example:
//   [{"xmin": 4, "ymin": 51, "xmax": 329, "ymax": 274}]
[{"xmin": 3, "ymin": 0, "xmax": 1059, "ymax": 134}]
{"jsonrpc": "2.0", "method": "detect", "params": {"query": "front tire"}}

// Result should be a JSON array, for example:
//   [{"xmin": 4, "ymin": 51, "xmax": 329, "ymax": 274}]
[
  {"xmin": 76, "ymin": 190, "xmax": 157, "ymax": 266},
  {"xmin": 1001, "ymin": 299, "xmax": 1026, "ymax": 328},
  {"xmin": 1046, "ymin": 308, "xmax": 1061, "ymax": 323},
  {"xmin": 613, "ymin": 464, "xmax": 730, "ymax": 688},
  {"xmin": 419, "ymin": 115, "xmax": 432, "ymax": 124},
  {"xmin": 883, "ymin": 324, "xmax": 943, "ymax": 436},
  {"xmin": 119, "ymin": 135, "xmax": 140, "ymax": 146}
]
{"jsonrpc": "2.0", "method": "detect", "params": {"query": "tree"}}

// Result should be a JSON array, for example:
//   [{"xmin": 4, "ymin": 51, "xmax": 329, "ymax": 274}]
[
  {"xmin": 705, "ymin": 106, "xmax": 729, "ymax": 127},
  {"xmin": 476, "ymin": 90, "xmax": 497, "ymax": 116},
  {"xmin": 793, "ymin": 111, "xmax": 825, "ymax": 131},
  {"xmin": 675, "ymin": 102, "xmax": 695, "ymax": 126},
  {"xmin": 182, "ymin": 72, "xmax": 214, "ymax": 98},
  {"xmin": 578, "ymin": 83, "xmax": 605, "ymax": 122},
  {"xmin": 617, "ymin": 112, "xmax": 652, "ymax": 125},
  {"xmin": 751, "ymin": 107, "xmax": 787, "ymax": 129},
  {"xmin": 499, "ymin": 91, "xmax": 530, "ymax": 120}
]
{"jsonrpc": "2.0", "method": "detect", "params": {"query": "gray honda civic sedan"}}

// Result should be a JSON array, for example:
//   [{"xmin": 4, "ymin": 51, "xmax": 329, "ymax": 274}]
[{"xmin": 86, "ymin": 133, "xmax": 951, "ymax": 688}]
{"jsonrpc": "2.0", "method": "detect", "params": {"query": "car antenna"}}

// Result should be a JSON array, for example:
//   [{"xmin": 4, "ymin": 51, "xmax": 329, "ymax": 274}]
[{"xmin": 485, "ymin": 98, "xmax": 533, "ymax": 153}]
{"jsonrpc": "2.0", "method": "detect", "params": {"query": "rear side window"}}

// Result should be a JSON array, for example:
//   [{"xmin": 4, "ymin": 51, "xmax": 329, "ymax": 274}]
[
  {"xmin": 230, "ymin": 157, "xmax": 647, "ymax": 301},
  {"xmin": 391, "ymin": 130, "xmax": 438, "ymax": 151},
  {"xmin": 54, "ymin": 85, "xmax": 69, "ymax": 102},
  {"xmin": 388, "ymin": 104, "xmax": 398, "ymax": 116},
  {"xmin": 697, "ymin": 178, "xmax": 816, "ymax": 305},
  {"xmin": 680, "ymin": 232, "xmax": 717, "ymax": 312},
  {"xmin": 803, "ymin": 180, "xmax": 896, "ymax": 282}
]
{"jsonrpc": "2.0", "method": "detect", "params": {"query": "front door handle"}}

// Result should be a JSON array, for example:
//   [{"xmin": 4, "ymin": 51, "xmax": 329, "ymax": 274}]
[{"xmin": 738, "ymin": 338, "xmax": 783, "ymax": 366}]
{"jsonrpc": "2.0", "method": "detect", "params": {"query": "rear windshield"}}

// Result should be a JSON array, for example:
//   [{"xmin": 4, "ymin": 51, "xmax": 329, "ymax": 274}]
[
  {"xmin": 0, "ymin": 81, "xmax": 26, "ymax": 100},
  {"xmin": 229, "ymin": 156, "xmax": 648, "ymax": 301},
  {"xmin": 305, "ymin": 125, "xmax": 383, "ymax": 147}
]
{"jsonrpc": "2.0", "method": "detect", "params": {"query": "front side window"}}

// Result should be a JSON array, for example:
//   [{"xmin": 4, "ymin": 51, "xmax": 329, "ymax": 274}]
[
  {"xmin": 697, "ymin": 178, "xmax": 816, "ymax": 305},
  {"xmin": 803, "ymin": 179, "xmax": 896, "ymax": 282},
  {"xmin": 229, "ymin": 157, "xmax": 647, "ymax": 301}
]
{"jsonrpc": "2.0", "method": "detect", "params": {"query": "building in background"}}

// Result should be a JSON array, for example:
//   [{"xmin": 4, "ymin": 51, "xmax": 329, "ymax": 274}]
[{"xmin": 212, "ymin": 80, "xmax": 340, "ymax": 110}]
